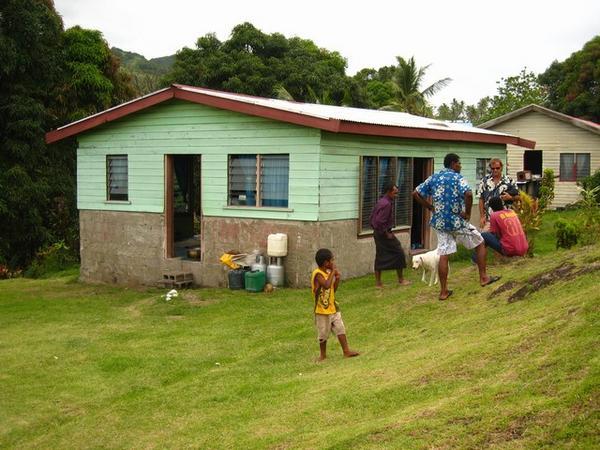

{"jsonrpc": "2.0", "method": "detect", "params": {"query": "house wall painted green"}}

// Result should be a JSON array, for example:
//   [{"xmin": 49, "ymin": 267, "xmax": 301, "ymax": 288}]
[{"xmin": 78, "ymin": 99, "xmax": 504, "ymax": 222}]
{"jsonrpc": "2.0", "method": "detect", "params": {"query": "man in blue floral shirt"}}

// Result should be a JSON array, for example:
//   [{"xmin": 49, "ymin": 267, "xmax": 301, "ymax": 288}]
[{"xmin": 413, "ymin": 153, "xmax": 500, "ymax": 300}]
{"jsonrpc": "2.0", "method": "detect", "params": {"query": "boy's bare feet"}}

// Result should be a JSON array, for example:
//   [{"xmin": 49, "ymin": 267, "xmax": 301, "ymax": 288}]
[
  {"xmin": 316, "ymin": 355, "xmax": 326, "ymax": 362},
  {"xmin": 398, "ymin": 279, "xmax": 411, "ymax": 286},
  {"xmin": 344, "ymin": 350, "xmax": 360, "ymax": 358}
]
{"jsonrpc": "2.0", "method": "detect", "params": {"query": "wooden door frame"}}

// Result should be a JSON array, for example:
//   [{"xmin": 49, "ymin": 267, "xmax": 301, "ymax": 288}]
[
  {"xmin": 165, "ymin": 155, "xmax": 174, "ymax": 258},
  {"xmin": 422, "ymin": 158, "xmax": 434, "ymax": 249}
]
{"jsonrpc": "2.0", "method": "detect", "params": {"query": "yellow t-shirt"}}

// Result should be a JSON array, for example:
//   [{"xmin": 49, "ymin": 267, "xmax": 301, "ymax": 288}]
[{"xmin": 311, "ymin": 268, "xmax": 337, "ymax": 315}]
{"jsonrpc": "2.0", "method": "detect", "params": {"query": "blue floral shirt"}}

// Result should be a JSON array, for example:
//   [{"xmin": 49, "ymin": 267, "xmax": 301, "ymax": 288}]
[{"xmin": 416, "ymin": 168, "xmax": 471, "ymax": 231}]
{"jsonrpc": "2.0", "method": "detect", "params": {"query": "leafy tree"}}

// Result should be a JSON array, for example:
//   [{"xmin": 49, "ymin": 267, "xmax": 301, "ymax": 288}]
[
  {"xmin": 380, "ymin": 56, "xmax": 451, "ymax": 116},
  {"xmin": 539, "ymin": 35, "xmax": 600, "ymax": 122},
  {"xmin": 55, "ymin": 26, "xmax": 137, "ymax": 122},
  {"xmin": 436, "ymin": 99, "xmax": 466, "ymax": 121},
  {"xmin": 465, "ymin": 97, "xmax": 490, "ymax": 125},
  {"xmin": 164, "ymin": 23, "xmax": 349, "ymax": 104},
  {"xmin": 0, "ymin": 0, "xmax": 64, "ymax": 268},
  {"xmin": 0, "ymin": 1, "xmax": 137, "ymax": 270},
  {"xmin": 478, "ymin": 68, "xmax": 547, "ymax": 124}
]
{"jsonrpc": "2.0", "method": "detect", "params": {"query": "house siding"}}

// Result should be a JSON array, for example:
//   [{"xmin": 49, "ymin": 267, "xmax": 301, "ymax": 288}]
[
  {"xmin": 77, "ymin": 100, "xmax": 322, "ymax": 220},
  {"xmin": 486, "ymin": 111, "xmax": 600, "ymax": 208},
  {"xmin": 318, "ymin": 132, "xmax": 505, "ymax": 221}
]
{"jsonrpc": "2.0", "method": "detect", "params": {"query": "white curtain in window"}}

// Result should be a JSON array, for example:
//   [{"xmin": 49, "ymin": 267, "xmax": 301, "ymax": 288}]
[
  {"xmin": 576, "ymin": 154, "xmax": 591, "ymax": 180},
  {"xmin": 261, "ymin": 155, "xmax": 289, "ymax": 207}
]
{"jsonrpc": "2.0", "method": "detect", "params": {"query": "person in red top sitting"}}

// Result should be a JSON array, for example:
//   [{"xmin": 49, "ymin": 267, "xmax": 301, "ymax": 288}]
[{"xmin": 482, "ymin": 196, "xmax": 529, "ymax": 257}]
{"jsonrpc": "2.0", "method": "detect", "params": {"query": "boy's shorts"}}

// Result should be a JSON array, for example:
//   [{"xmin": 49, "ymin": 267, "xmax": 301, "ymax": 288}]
[
  {"xmin": 315, "ymin": 312, "xmax": 346, "ymax": 342},
  {"xmin": 436, "ymin": 224, "xmax": 484, "ymax": 256}
]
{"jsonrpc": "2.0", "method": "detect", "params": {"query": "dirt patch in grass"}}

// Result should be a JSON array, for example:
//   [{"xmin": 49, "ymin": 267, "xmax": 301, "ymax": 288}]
[{"xmin": 486, "ymin": 261, "xmax": 600, "ymax": 303}]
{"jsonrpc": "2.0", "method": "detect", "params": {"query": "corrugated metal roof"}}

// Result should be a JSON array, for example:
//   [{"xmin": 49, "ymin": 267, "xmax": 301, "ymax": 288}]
[
  {"xmin": 46, "ymin": 84, "xmax": 535, "ymax": 148},
  {"xmin": 176, "ymin": 84, "xmax": 510, "ymax": 138}
]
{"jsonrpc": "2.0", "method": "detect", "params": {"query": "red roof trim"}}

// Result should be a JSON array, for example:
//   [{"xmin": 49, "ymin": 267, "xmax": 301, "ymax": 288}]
[
  {"xmin": 336, "ymin": 122, "xmax": 536, "ymax": 148},
  {"xmin": 44, "ymin": 85, "xmax": 535, "ymax": 149},
  {"xmin": 173, "ymin": 89, "xmax": 341, "ymax": 132},
  {"xmin": 45, "ymin": 88, "xmax": 175, "ymax": 144}
]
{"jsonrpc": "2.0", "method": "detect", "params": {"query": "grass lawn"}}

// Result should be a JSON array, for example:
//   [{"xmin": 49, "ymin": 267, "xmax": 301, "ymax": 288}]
[{"xmin": 1, "ymin": 211, "xmax": 599, "ymax": 448}]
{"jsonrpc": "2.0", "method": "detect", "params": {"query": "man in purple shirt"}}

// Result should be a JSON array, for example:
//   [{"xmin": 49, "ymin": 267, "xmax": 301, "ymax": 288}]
[{"xmin": 369, "ymin": 182, "xmax": 410, "ymax": 288}]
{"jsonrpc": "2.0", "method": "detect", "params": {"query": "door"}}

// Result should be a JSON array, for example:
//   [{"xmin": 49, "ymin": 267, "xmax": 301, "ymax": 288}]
[{"xmin": 411, "ymin": 158, "xmax": 434, "ymax": 250}]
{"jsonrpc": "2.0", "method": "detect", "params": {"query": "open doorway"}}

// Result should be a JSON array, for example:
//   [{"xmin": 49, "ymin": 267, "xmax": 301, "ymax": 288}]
[
  {"xmin": 524, "ymin": 150, "xmax": 543, "ymax": 176},
  {"xmin": 411, "ymin": 157, "xmax": 433, "ymax": 250},
  {"xmin": 165, "ymin": 155, "xmax": 201, "ymax": 260}
]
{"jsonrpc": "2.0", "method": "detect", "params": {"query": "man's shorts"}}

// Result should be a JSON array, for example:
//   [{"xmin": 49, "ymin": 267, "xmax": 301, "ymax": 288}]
[
  {"xmin": 436, "ymin": 224, "xmax": 484, "ymax": 256},
  {"xmin": 315, "ymin": 312, "xmax": 346, "ymax": 342}
]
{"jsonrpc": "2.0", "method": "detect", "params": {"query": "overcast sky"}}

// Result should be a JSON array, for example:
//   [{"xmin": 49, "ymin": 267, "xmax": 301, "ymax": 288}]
[{"xmin": 53, "ymin": 0, "xmax": 599, "ymax": 107}]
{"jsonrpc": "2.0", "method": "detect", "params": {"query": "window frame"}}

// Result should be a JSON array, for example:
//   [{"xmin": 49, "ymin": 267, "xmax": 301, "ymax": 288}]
[
  {"xmin": 106, "ymin": 154, "xmax": 129, "ymax": 202},
  {"xmin": 559, "ymin": 152, "xmax": 590, "ymax": 182},
  {"xmin": 227, "ymin": 153, "xmax": 289, "ymax": 208},
  {"xmin": 476, "ymin": 158, "xmax": 492, "ymax": 182},
  {"xmin": 358, "ymin": 156, "xmax": 413, "ymax": 235}
]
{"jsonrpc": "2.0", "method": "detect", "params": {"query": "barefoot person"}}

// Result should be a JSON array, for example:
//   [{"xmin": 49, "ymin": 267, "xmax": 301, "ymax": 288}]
[
  {"xmin": 412, "ymin": 153, "xmax": 501, "ymax": 300},
  {"xmin": 482, "ymin": 196, "xmax": 528, "ymax": 257},
  {"xmin": 311, "ymin": 248, "xmax": 359, "ymax": 361},
  {"xmin": 369, "ymin": 182, "xmax": 410, "ymax": 288}
]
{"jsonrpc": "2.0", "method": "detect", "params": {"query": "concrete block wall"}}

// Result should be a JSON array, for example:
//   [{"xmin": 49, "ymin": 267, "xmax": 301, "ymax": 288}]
[{"xmin": 79, "ymin": 210, "xmax": 413, "ymax": 288}]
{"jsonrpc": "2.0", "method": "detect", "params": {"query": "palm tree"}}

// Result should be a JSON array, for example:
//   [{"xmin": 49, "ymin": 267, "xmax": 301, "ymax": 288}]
[{"xmin": 381, "ymin": 56, "xmax": 451, "ymax": 116}]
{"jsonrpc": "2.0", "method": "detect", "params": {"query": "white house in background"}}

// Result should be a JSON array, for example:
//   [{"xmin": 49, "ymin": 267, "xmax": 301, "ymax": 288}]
[{"xmin": 480, "ymin": 104, "xmax": 600, "ymax": 208}]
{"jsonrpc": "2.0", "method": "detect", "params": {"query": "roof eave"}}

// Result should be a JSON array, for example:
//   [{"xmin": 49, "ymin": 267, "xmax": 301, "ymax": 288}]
[
  {"xmin": 479, "ymin": 104, "xmax": 600, "ymax": 136},
  {"xmin": 45, "ymin": 88, "xmax": 175, "ymax": 144},
  {"xmin": 337, "ymin": 122, "xmax": 536, "ymax": 148}
]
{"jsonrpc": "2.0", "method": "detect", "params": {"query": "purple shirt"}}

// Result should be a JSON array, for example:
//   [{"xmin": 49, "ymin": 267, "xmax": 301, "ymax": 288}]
[{"xmin": 370, "ymin": 195, "xmax": 394, "ymax": 233}]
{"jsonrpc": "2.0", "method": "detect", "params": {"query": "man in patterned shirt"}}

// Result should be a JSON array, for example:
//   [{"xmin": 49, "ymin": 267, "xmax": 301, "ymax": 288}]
[
  {"xmin": 413, "ymin": 153, "xmax": 500, "ymax": 300},
  {"xmin": 476, "ymin": 158, "xmax": 519, "ymax": 230}
]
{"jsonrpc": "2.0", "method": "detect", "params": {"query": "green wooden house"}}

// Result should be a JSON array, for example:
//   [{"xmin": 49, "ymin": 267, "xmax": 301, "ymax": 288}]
[{"xmin": 46, "ymin": 85, "xmax": 535, "ymax": 287}]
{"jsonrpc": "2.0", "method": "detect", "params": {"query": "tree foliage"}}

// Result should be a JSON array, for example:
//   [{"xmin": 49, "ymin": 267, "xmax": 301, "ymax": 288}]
[
  {"xmin": 539, "ymin": 35, "xmax": 600, "ymax": 123},
  {"xmin": 436, "ymin": 98, "xmax": 467, "ymax": 121},
  {"xmin": 0, "ymin": 0, "xmax": 137, "ymax": 269},
  {"xmin": 477, "ymin": 68, "xmax": 547, "ymax": 124},
  {"xmin": 163, "ymin": 22, "xmax": 349, "ymax": 104},
  {"xmin": 378, "ymin": 56, "xmax": 451, "ymax": 116}
]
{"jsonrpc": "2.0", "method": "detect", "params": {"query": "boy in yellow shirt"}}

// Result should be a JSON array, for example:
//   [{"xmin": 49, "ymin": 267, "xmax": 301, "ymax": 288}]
[{"xmin": 311, "ymin": 248, "xmax": 360, "ymax": 361}]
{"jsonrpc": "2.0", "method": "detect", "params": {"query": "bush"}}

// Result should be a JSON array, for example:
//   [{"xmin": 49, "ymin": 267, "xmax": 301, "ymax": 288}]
[
  {"xmin": 538, "ymin": 168, "xmax": 555, "ymax": 211},
  {"xmin": 514, "ymin": 191, "xmax": 542, "ymax": 256},
  {"xmin": 577, "ymin": 185, "xmax": 600, "ymax": 245},
  {"xmin": 554, "ymin": 218, "xmax": 579, "ymax": 249},
  {"xmin": 580, "ymin": 169, "xmax": 600, "ymax": 203},
  {"xmin": 24, "ymin": 241, "xmax": 78, "ymax": 278}
]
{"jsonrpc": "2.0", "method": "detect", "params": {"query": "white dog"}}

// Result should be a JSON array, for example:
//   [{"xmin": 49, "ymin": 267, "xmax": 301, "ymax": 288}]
[{"xmin": 411, "ymin": 249, "xmax": 442, "ymax": 287}]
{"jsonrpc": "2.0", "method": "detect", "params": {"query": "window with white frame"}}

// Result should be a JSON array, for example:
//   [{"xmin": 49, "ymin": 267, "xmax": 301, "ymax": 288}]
[
  {"xmin": 360, "ymin": 156, "xmax": 413, "ymax": 233},
  {"xmin": 559, "ymin": 153, "xmax": 590, "ymax": 181},
  {"xmin": 476, "ymin": 158, "xmax": 492, "ymax": 181},
  {"xmin": 106, "ymin": 155, "xmax": 128, "ymax": 201},
  {"xmin": 228, "ymin": 154, "xmax": 289, "ymax": 207}
]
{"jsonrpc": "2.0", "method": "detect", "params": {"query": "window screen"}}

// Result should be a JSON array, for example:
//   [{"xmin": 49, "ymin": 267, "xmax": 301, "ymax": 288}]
[{"xmin": 360, "ymin": 156, "xmax": 413, "ymax": 232}]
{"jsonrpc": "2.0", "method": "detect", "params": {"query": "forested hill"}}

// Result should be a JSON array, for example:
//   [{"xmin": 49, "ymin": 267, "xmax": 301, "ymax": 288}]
[{"xmin": 111, "ymin": 47, "xmax": 175, "ymax": 76}]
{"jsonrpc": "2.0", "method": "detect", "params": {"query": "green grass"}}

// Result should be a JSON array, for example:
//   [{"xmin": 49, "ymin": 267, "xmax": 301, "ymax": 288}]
[{"xmin": 1, "ymin": 212, "xmax": 599, "ymax": 448}]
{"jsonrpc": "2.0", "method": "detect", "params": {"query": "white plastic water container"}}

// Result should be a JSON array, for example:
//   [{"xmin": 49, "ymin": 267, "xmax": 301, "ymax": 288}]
[{"xmin": 267, "ymin": 233, "xmax": 288, "ymax": 257}]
